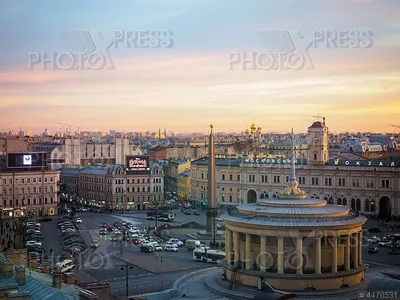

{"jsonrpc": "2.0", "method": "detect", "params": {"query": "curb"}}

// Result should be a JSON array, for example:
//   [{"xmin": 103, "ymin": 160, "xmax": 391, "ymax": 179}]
[
  {"xmin": 173, "ymin": 267, "xmax": 220, "ymax": 291},
  {"xmin": 364, "ymin": 260, "xmax": 400, "ymax": 270}
]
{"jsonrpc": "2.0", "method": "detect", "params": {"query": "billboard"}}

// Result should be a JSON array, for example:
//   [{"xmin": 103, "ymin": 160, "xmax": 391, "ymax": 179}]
[
  {"xmin": 126, "ymin": 155, "xmax": 150, "ymax": 174},
  {"xmin": 7, "ymin": 152, "xmax": 47, "ymax": 169}
]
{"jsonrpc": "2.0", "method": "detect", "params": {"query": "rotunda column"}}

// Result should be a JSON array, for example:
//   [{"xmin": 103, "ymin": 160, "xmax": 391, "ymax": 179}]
[
  {"xmin": 260, "ymin": 235, "xmax": 267, "ymax": 272},
  {"xmin": 226, "ymin": 229, "xmax": 233, "ymax": 265},
  {"xmin": 245, "ymin": 233, "xmax": 251, "ymax": 270},
  {"xmin": 234, "ymin": 231, "xmax": 240, "ymax": 268},
  {"xmin": 331, "ymin": 236, "xmax": 338, "ymax": 273},
  {"xmin": 314, "ymin": 237, "xmax": 321, "ymax": 274},
  {"xmin": 296, "ymin": 237, "xmax": 303, "ymax": 274},
  {"xmin": 358, "ymin": 231, "xmax": 363, "ymax": 266},
  {"xmin": 344, "ymin": 235, "xmax": 350, "ymax": 271},
  {"xmin": 352, "ymin": 233, "xmax": 359, "ymax": 269},
  {"xmin": 277, "ymin": 236, "xmax": 284, "ymax": 274}
]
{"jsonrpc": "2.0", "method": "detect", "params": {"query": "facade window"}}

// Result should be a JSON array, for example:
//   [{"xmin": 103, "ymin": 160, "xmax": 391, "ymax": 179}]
[
  {"xmin": 229, "ymin": 174, "xmax": 233, "ymax": 181},
  {"xmin": 221, "ymin": 173, "xmax": 226, "ymax": 181},
  {"xmin": 248, "ymin": 174, "xmax": 255, "ymax": 182},
  {"xmin": 338, "ymin": 178, "xmax": 346, "ymax": 187},
  {"xmin": 200, "ymin": 192, "xmax": 204, "ymax": 200},
  {"xmin": 324, "ymin": 177, "xmax": 332, "ymax": 186},
  {"xmin": 298, "ymin": 176, "xmax": 306, "ymax": 185},
  {"xmin": 229, "ymin": 195, "xmax": 233, "ymax": 202},
  {"xmin": 261, "ymin": 175, "xmax": 268, "ymax": 183},
  {"xmin": 311, "ymin": 177, "xmax": 319, "ymax": 185},
  {"xmin": 381, "ymin": 179, "xmax": 389, "ymax": 188},
  {"xmin": 313, "ymin": 152, "xmax": 317, "ymax": 160},
  {"xmin": 237, "ymin": 174, "xmax": 240, "ymax": 181},
  {"xmin": 201, "ymin": 173, "xmax": 204, "ymax": 179},
  {"xmin": 221, "ymin": 194, "xmax": 225, "ymax": 202},
  {"xmin": 352, "ymin": 178, "xmax": 360, "ymax": 187},
  {"xmin": 273, "ymin": 176, "xmax": 280, "ymax": 184},
  {"xmin": 366, "ymin": 179, "xmax": 374, "ymax": 188}
]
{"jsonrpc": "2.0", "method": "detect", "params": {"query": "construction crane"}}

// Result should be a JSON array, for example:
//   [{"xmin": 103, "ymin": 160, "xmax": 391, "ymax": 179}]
[{"xmin": 52, "ymin": 122, "xmax": 72, "ymax": 136}]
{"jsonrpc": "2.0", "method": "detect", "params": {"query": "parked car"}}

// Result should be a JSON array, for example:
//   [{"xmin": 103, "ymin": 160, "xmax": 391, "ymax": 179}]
[
  {"xmin": 368, "ymin": 247, "xmax": 379, "ymax": 253},
  {"xmin": 26, "ymin": 241, "xmax": 42, "ymax": 247}
]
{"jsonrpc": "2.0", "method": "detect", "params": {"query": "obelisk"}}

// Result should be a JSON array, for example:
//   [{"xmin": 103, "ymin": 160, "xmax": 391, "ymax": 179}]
[{"xmin": 206, "ymin": 124, "xmax": 217, "ymax": 234}]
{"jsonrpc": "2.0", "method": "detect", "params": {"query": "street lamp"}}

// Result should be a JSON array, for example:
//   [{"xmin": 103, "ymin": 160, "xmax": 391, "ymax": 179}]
[{"xmin": 120, "ymin": 259, "xmax": 134, "ymax": 298}]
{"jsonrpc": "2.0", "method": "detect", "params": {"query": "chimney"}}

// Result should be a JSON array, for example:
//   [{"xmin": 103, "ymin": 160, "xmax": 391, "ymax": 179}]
[
  {"xmin": 52, "ymin": 267, "xmax": 62, "ymax": 289},
  {"xmin": 79, "ymin": 289, "xmax": 98, "ymax": 300},
  {"xmin": 15, "ymin": 266, "xmax": 26, "ymax": 285}
]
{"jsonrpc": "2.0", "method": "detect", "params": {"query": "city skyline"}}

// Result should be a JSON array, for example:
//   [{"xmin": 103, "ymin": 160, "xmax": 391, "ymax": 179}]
[{"xmin": 1, "ymin": 0, "xmax": 399, "ymax": 133}]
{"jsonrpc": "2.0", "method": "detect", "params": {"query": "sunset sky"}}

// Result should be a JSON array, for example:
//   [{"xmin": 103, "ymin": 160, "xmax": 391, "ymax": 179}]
[{"xmin": 1, "ymin": 0, "xmax": 399, "ymax": 134}]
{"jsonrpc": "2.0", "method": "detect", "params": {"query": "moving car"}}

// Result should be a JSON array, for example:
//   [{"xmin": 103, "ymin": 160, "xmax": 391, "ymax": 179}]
[
  {"xmin": 153, "ymin": 244, "xmax": 163, "ymax": 251},
  {"xmin": 196, "ymin": 243, "xmax": 211, "ymax": 250},
  {"xmin": 164, "ymin": 244, "xmax": 178, "ymax": 252},
  {"xmin": 90, "ymin": 238, "xmax": 100, "ymax": 248},
  {"xmin": 193, "ymin": 211, "xmax": 200, "ymax": 216},
  {"xmin": 76, "ymin": 218, "xmax": 82, "ymax": 223},
  {"xmin": 367, "ymin": 236, "xmax": 380, "ymax": 243},
  {"xmin": 378, "ymin": 241, "xmax": 391, "ymax": 247},
  {"xmin": 368, "ymin": 246, "xmax": 378, "ymax": 253},
  {"xmin": 140, "ymin": 245, "xmax": 154, "ymax": 252},
  {"xmin": 169, "ymin": 238, "xmax": 183, "ymax": 247},
  {"xmin": 99, "ymin": 229, "xmax": 107, "ymax": 235}
]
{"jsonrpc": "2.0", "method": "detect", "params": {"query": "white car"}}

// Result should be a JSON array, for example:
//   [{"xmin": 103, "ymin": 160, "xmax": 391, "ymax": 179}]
[
  {"xmin": 368, "ymin": 236, "xmax": 380, "ymax": 243},
  {"xmin": 168, "ymin": 238, "xmax": 183, "ymax": 247},
  {"xmin": 61, "ymin": 228, "xmax": 75, "ymax": 233},
  {"xmin": 164, "ymin": 244, "xmax": 178, "ymax": 252},
  {"xmin": 76, "ymin": 218, "xmax": 82, "ymax": 223},
  {"xmin": 196, "ymin": 244, "xmax": 211, "ymax": 250},
  {"xmin": 26, "ymin": 241, "xmax": 42, "ymax": 247},
  {"xmin": 154, "ymin": 244, "xmax": 163, "ymax": 251}
]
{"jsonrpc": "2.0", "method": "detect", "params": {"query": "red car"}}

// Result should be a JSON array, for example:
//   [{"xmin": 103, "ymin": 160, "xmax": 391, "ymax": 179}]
[{"xmin": 107, "ymin": 226, "xmax": 114, "ymax": 232}]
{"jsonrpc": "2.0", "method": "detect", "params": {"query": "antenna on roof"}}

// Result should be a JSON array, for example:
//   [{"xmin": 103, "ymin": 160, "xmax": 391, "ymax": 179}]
[{"xmin": 312, "ymin": 113, "xmax": 324, "ymax": 122}]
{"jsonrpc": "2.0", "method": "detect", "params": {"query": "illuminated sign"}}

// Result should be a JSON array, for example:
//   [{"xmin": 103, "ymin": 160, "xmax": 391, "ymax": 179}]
[
  {"xmin": 243, "ymin": 158, "xmax": 307, "ymax": 165},
  {"xmin": 126, "ymin": 156, "xmax": 151, "ymax": 174},
  {"xmin": 7, "ymin": 152, "xmax": 47, "ymax": 169}
]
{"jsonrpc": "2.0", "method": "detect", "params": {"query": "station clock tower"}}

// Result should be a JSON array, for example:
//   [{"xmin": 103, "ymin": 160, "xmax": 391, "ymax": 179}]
[{"xmin": 307, "ymin": 117, "xmax": 329, "ymax": 165}]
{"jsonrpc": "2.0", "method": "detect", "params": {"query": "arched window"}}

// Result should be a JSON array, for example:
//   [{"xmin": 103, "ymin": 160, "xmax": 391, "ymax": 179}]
[
  {"xmin": 337, "ymin": 198, "xmax": 342, "ymax": 205},
  {"xmin": 365, "ymin": 198, "xmax": 370, "ymax": 211},
  {"xmin": 370, "ymin": 199, "xmax": 376, "ymax": 211},
  {"xmin": 343, "ymin": 198, "xmax": 347, "ymax": 206},
  {"xmin": 356, "ymin": 198, "xmax": 361, "ymax": 211},
  {"xmin": 229, "ymin": 195, "xmax": 233, "ymax": 202},
  {"xmin": 351, "ymin": 198, "xmax": 356, "ymax": 210}
]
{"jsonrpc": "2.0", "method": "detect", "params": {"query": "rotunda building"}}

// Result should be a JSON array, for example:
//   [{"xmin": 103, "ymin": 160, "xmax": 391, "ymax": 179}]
[{"xmin": 221, "ymin": 130, "xmax": 367, "ymax": 292}]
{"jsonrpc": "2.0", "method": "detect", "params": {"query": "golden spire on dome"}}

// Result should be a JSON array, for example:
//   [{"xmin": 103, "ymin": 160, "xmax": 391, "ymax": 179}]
[
  {"xmin": 279, "ymin": 128, "xmax": 307, "ymax": 199},
  {"xmin": 209, "ymin": 124, "xmax": 214, "ymax": 132}
]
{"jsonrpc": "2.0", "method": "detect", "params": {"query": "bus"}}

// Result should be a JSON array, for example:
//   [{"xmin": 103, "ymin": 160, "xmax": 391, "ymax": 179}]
[
  {"xmin": 193, "ymin": 248, "xmax": 225, "ymax": 263},
  {"xmin": 51, "ymin": 259, "xmax": 75, "ymax": 274}
]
